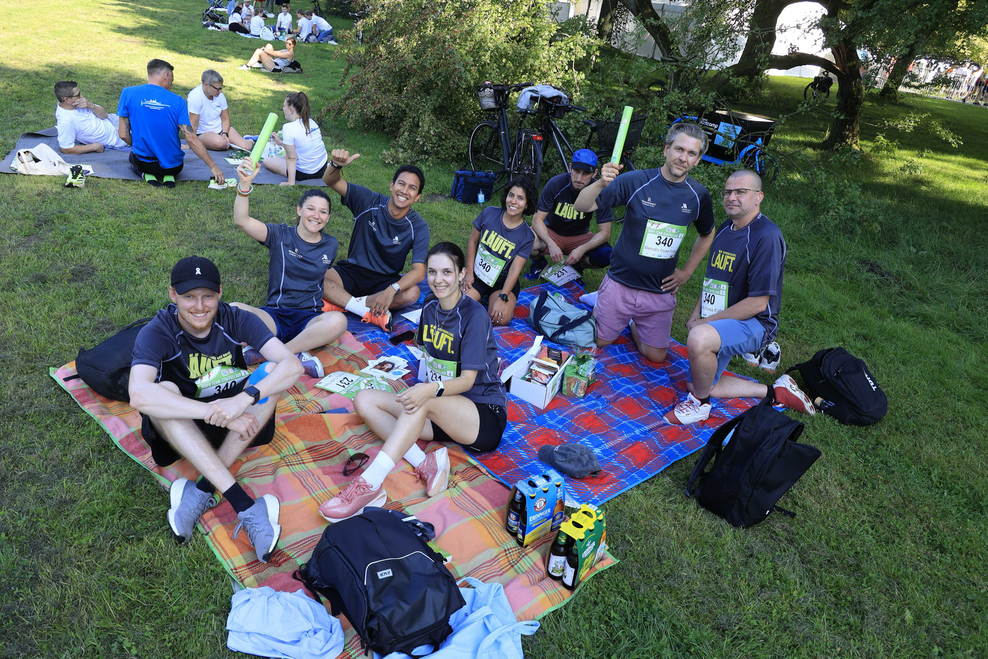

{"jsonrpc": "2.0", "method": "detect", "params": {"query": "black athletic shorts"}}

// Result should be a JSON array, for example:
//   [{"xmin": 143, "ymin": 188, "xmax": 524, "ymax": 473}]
[
  {"xmin": 333, "ymin": 261, "xmax": 401, "ymax": 299},
  {"xmin": 294, "ymin": 162, "xmax": 328, "ymax": 181},
  {"xmin": 130, "ymin": 151, "xmax": 184, "ymax": 178},
  {"xmin": 141, "ymin": 412, "xmax": 275, "ymax": 467},
  {"xmin": 472, "ymin": 278, "xmax": 520, "ymax": 307},
  {"xmin": 432, "ymin": 401, "xmax": 507, "ymax": 453}
]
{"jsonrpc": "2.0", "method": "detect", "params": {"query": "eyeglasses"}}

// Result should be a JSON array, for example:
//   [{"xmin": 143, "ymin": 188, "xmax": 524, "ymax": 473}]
[
  {"xmin": 207, "ymin": 83, "xmax": 224, "ymax": 92},
  {"xmin": 343, "ymin": 452, "xmax": 369, "ymax": 476},
  {"xmin": 720, "ymin": 188, "xmax": 759, "ymax": 199}
]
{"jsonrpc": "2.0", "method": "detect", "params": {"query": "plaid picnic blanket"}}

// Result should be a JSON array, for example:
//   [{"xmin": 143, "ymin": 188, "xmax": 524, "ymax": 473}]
[
  {"xmin": 52, "ymin": 329, "xmax": 616, "ymax": 656},
  {"xmin": 347, "ymin": 281, "xmax": 761, "ymax": 507}
]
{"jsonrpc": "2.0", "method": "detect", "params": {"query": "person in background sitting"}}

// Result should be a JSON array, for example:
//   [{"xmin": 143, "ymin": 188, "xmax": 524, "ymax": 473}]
[{"xmin": 53, "ymin": 80, "xmax": 129, "ymax": 154}]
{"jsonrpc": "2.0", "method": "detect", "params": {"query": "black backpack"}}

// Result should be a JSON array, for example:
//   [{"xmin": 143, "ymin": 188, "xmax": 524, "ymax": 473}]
[
  {"xmin": 296, "ymin": 508, "xmax": 465, "ymax": 656},
  {"xmin": 788, "ymin": 347, "xmax": 887, "ymax": 426},
  {"xmin": 67, "ymin": 318, "xmax": 151, "ymax": 402},
  {"xmin": 686, "ymin": 397, "xmax": 821, "ymax": 528}
]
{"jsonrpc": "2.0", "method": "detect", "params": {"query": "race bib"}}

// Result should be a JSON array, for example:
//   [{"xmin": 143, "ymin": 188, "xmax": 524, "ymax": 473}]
[
  {"xmin": 195, "ymin": 365, "xmax": 250, "ymax": 399},
  {"xmin": 640, "ymin": 221, "xmax": 686, "ymax": 259},
  {"xmin": 542, "ymin": 262, "xmax": 581, "ymax": 286},
  {"xmin": 700, "ymin": 278, "xmax": 729, "ymax": 318},
  {"xmin": 419, "ymin": 353, "xmax": 458, "ymax": 383},
  {"xmin": 474, "ymin": 245, "xmax": 506, "ymax": 287}
]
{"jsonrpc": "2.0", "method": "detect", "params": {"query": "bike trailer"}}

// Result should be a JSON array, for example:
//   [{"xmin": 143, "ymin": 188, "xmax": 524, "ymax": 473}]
[{"xmin": 451, "ymin": 170, "xmax": 495, "ymax": 204}]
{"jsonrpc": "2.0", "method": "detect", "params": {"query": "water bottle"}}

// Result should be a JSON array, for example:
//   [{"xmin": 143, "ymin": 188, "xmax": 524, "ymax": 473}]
[{"xmin": 477, "ymin": 189, "xmax": 485, "ymax": 204}]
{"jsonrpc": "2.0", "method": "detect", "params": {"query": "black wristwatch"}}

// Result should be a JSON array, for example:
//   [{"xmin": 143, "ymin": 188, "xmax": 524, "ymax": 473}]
[
  {"xmin": 498, "ymin": 293, "xmax": 509, "ymax": 302},
  {"xmin": 219, "ymin": 131, "xmax": 229, "ymax": 137},
  {"xmin": 244, "ymin": 385, "xmax": 261, "ymax": 404}
]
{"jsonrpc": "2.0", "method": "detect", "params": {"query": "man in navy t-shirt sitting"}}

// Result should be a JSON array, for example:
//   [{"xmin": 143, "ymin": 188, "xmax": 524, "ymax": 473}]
[
  {"xmin": 117, "ymin": 59, "xmax": 226, "ymax": 188},
  {"xmin": 128, "ymin": 257, "xmax": 304, "ymax": 561},
  {"xmin": 663, "ymin": 170, "xmax": 816, "ymax": 424},
  {"xmin": 320, "ymin": 149, "xmax": 430, "ymax": 331},
  {"xmin": 526, "ymin": 149, "xmax": 614, "ymax": 279}
]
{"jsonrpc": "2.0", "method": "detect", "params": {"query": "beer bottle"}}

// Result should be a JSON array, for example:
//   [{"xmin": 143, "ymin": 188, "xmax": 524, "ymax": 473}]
[
  {"xmin": 505, "ymin": 488, "xmax": 524, "ymax": 535},
  {"xmin": 561, "ymin": 539, "xmax": 579, "ymax": 590},
  {"xmin": 546, "ymin": 530, "xmax": 570, "ymax": 580},
  {"xmin": 516, "ymin": 501, "xmax": 529, "ymax": 546}
]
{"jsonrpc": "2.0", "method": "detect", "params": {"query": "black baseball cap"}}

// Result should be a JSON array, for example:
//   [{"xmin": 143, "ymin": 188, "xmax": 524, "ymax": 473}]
[
  {"xmin": 538, "ymin": 443, "xmax": 602, "ymax": 479},
  {"xmin": 171, "ymin": 256, "xmax": 221, "ymax": 294}
]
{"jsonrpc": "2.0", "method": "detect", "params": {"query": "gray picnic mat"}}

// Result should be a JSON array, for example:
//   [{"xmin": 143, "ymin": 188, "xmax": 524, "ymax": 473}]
[{"xmin": 0, "ymin": 128, "xmax": 324, "ymax": 186}]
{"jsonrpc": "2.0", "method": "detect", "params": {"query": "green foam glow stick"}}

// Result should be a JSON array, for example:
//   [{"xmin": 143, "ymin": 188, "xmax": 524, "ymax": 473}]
[
  {"xmin": 248, "ymin": 112, "xmax": 279, "ymax": 170},
  {"xmin": 610, "ymin": 105, "xmax": 634, "ymax": 164}
]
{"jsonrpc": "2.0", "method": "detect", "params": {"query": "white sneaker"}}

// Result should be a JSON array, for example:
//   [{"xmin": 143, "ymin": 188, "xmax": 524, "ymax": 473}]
[
  {"xmin": 773, "ymin": 374, "xmax": 815, "ymax": 416},
  {"xmin": 742, "ymin": 348, "xmax": 763, "ymax": 368},
  {"xmin": 664, "ymin": 393, "xmax": 712, "ymax": 425},
  {"xmin": 297, "ymin": 351, "xmax": 324, "ymax": 378},
  {"xmin": 759, "ymin": 341, "xmax": 781, "ymax": 373}
]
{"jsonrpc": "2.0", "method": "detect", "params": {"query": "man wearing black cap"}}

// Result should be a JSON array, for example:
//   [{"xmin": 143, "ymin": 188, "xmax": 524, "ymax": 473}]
[
  {"xmin": 128, "ymin": 256, "xmax": 304, "ymax": 562},
  {"xmin": 526, "ymin": 149, "xmax": 614, "ymax": 279}
]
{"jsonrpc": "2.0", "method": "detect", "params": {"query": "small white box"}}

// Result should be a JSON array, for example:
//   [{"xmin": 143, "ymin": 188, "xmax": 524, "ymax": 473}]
[{"xmin": 500, "ymin": 336, "xmax": 573, "ymax": 410}]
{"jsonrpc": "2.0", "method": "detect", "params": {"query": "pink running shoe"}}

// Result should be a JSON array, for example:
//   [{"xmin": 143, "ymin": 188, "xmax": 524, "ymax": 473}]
[
  {"xmin": 773, "ymin": 374, "xmax": 816, "ymax": 416},
  {"xmin": 414, "ymin": 447, "xmax": 450, "ymax": 498},
  {"xmin": 663, "ymin": 392, "xmax": 712, "ymax": 425},
  {"xmin": 318, "ymin": 476, "xmax": 387, "ymax": 523}
]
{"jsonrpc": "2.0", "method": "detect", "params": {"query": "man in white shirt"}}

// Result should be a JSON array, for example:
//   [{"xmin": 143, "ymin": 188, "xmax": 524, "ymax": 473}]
[
  {"xmin": 306, "ymin": 11, "xmax": 335, "ymax": 43},
  {"xmin": 249, "ymin": 11, "xmax": 265, "ymax": 36},
  {"xmin": 294, "ymin": 10, "xmax": 312, "ymax": 41},
  {"xmin": 187, "ymin": 70, "xmax": 255, "ymax": 152},
  {"xmin": 53, "ymin": 81, "xmax": 129, "ymax": 154},
  {"xmin": 275, "ymin": 3, "xmax": 292, "ymax": 36}
]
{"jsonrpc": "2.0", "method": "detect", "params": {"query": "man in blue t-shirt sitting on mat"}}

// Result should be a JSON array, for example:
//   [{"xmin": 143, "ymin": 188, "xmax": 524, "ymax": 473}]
[
  {"xmin": 319, "ymin": 149, "xmax": 430, "ymax": 331},
  {"xmin": 663, "ymin": 170, "xmax": 816, "ymax": 424},
  {"xmin": 117, "ymin": 59, "xmax": 226, "ymax": 188}
]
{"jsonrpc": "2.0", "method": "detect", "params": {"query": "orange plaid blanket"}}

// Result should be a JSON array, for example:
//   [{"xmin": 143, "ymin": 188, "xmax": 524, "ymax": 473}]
[{"xmin": 52, "ymin": 332, "xmax": 616, "ymax": 656}]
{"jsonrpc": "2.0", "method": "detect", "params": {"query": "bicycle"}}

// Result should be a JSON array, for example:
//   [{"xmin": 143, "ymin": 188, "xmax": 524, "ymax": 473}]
[
  {"xmin": 468, "ymin": 82, "xmax": 543, "ymax": 191},
  {"xmin": 804, "ymin": 73, "xmax": 834, "ymax": 100},
  {"xmin": 669, "ymin": 110, "xmax": 779, "ymax": 184}
]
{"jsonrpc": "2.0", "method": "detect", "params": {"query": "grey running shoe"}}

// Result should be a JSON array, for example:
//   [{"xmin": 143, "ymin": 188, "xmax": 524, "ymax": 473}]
[
  {"xmin": 297, "ymin": 351, "xmax": 325, "ymax": 378},
  {"xmin": 232, "ymin": 494, "xmax": 282, "ymax": 563},
  {"xmin": 167, "ymin": 478, "xmax": 216, "ymax": 545},
  {"xmin": 759, "ymin": 341, "xmax": 781, "ymax": 373},
  {"xmin": 742, "ymin": 348, "xmax": 763, "ymax": 368}
]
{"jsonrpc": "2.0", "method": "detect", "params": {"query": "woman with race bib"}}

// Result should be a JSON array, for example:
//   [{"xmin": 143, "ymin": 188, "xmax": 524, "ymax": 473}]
[
  {"xmin": 464, "ymin": 176, "xmax": 536, "ymax": 326},
  {"xmin": 319, "ymin": 242, "xmax": 507, "ymax": 522}
]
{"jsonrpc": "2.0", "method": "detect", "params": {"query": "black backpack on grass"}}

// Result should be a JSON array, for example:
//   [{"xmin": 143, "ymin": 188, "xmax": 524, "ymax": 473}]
[
  {"xmin": 788, "ymin": 347, "xmax": 887, "ymax": 426},
  {"xmin": 69, "ymin": 318, "xmax": 151, "ymax": 402},
  {"xmin": 686, "ymin": 397, "xmax": 821, "ymax": 528},
  {"xmin": 296, "ymin": 507, "xmax": 464, "ymax": 656}
]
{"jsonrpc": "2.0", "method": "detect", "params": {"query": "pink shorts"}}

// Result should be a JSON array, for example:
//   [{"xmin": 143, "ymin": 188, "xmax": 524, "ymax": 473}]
[{"xmin": 593, "ymin": 275, "xmax": 676, "ymax": 347}]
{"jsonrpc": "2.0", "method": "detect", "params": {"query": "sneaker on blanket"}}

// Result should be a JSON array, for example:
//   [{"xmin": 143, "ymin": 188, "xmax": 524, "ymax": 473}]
[
  {"xmin": 162, "ymin": 175, "xmax": 176, "ymax": 189},
  {"xmin": 243, "ymin": 345, "xmax": 264, "ymax": 366},
  {"xmin": 143, "ymin": 173, "xmax": 161, "ymax": 187},
  {"xmin": 319, "ymin": 476, "xmax": 387, "ymax": 523},
  {"xmin": 243, "ymin": 135, "xmax": 259, "ymax": 142},
  {"xmin": 414, "ymin": 447, "xmax": 450, "ymax": 498},
  {"xmin": 232, "ymin": 494, "xmax": 282, "ymax": 563},
  {"xmin": 361, "ymin": 310, "xmax": 393, "ymax": 333},
  {"xmin": 773, "ymin": 374, "xmax": 815, "ymax": 416},
  {"xmin": 297, "ymin": 351, "xmax": 324, "ymax": 378},
  {"xmin": 167, "ymin": 477, "xmax": 216, "ymax": 545},
  {"xmin": 759, "ymin": 341, "xmax": 781, "ymax": 373},
  {"xmin": 525, "ymin": 255, "xmax": 548, "ymax": 281},
  {"xmin": 322, "ymin": 299, "xmax": 345, "ymax": 313},
  {"xmin": 663, "ymin": 392, "xmax": 712, "ymax": 425}
]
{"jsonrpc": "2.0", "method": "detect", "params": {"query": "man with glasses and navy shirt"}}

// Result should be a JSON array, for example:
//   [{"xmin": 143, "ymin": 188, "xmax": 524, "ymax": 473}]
[
  {"xmin": 663, "ymin": 169, "xmax": 816, "ymax": 424},
  {"xmin": 187, "ymin": 70, "xmax": 256, "ymax": 152}
]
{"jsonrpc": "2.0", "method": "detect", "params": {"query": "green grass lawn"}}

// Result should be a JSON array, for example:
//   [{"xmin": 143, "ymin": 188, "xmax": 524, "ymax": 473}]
[{"xmin": 2, "ymin": 2, "xmax": 987, "ymax": 657}]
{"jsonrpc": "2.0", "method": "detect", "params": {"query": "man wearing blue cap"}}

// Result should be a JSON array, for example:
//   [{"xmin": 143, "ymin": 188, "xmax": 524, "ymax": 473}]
[{"xmin": 526, "ymin": 149, "xmax": 614, "ymax": 279}]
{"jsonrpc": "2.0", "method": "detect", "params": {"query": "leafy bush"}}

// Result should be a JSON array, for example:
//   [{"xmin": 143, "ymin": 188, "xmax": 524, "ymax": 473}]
[{"xmin": 331, "ymin": 0, "xmax": 597, "ymax": 164}]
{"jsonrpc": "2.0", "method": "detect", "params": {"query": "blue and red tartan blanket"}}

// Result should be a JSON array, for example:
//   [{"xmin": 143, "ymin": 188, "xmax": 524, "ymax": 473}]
[{"xmin": 344, "ymin": 280, "xmax": 759, "ymax": 507}]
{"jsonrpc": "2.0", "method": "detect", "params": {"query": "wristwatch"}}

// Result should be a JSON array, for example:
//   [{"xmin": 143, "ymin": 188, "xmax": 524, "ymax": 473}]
[
  {"xmin": 498, "ymin": 293, "xmax": 509, "ymax": 302},
  {"xmin": 244, "ymin": 385, "xmax": 261, "ymax": 405},
  {"xmin": 390, "ymin": 282, "xmax": 401, "ymax": 293},
  {"xmin": 219, "ymin": 131, "xmax": 229, "ymax": 137},
  {"xmin": 434, "ymin": 381, "xmax": 445, "ymax": 397}
]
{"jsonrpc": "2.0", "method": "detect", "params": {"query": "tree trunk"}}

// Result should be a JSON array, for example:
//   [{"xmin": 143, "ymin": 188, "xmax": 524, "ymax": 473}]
[
  {"xmin": 823, "ymin": 41, "xmax": 865, "ymax": 149},
  {"xmin": 597, "ymin": 0, "xmax": 616, "ymax": 44},
  {"xmin": 878, "ymin": 41, "xmax": 921, "ymax": 101},
  {"xmin": 616, "ymin": 0, "xmax": 675, "ymax": 60}
]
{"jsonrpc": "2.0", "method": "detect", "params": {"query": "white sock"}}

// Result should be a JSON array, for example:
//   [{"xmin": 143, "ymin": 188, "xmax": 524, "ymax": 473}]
[
  {"xmin": 579, "ymin": 291, "xmax": 598, "ymax": 307},
  {"xmin": 361, "ymin": 452, "xmax": 395, "ymax": 489},
  {"xmin": 402, "ymin": 443, "xmax": 426, "ymax": 468},
  {"xmin": 345, "ymin": 296, "xmax": 371, "ymax": 317}
]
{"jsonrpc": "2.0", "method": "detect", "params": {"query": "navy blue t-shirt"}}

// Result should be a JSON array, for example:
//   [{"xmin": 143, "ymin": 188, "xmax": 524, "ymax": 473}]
[
  {"xmin": 132, "ymin": 302, "xmax": 275, "ymax": 401},
  {"xmin": 263, "ymin": 223, "xmax": 338, "ymax": 312},
  {"xmin": 117, "ymin": 84, "xmax": 190, "ymax": 169},
  {"xmin": 597, "ymin": 168, "xmax": 714, "ymax": 293},
  {"xmin": 340, "ymin": 182, "xmax": 430, "ymax": 275},
  {"xmin": 537, "ymin": 172, "xmax": 615, "ymax": 236},
  {"xmin": 701, "ymin": 214, "xmax": 785, "ymax": 344},
  {"xmin": 416, "ymin": 293, "xmax": 506, "ymax": 407},
  {"xmin": 471, "ymin": 207, "xmax": 535, "ymax": 291}
]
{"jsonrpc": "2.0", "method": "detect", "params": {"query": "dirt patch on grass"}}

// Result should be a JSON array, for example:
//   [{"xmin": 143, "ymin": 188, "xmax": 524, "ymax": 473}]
[
  {"xmin": 425, "ymin": 193, "xmax": 448, "ymax": 203},
  {"xmin": 69, "ymin": 264, "xmax": 96, "ymax": 283}
]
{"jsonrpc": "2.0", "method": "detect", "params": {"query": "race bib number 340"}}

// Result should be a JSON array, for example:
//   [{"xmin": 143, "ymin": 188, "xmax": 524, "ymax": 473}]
[
  {"xmin": 474, "ymin": 246, "xmax": 506, "ymax": 287},
  {"xmin": 701, "ymin": 278, "xmax": 728, "ymax": 318},
  {"xmin": 640, "ymin": 221, "xmax": 686, "ymax": 259},
  {"xmin": 195, "ymin": 365, "xmax": 250, "ymax": 399}
]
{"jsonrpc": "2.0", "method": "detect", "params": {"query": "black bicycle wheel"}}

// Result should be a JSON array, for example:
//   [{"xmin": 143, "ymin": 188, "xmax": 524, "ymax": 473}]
[
  {"xmin": 742, "ymin": 147, "xmax": 779, "ymax": 185},
  {"xmin": 510, "ymin": 134, "xmax": 542, "ymax": 191},
  {"xmin": 468, "ymin": 121, "xmax": 504, "ymax": 176}
]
